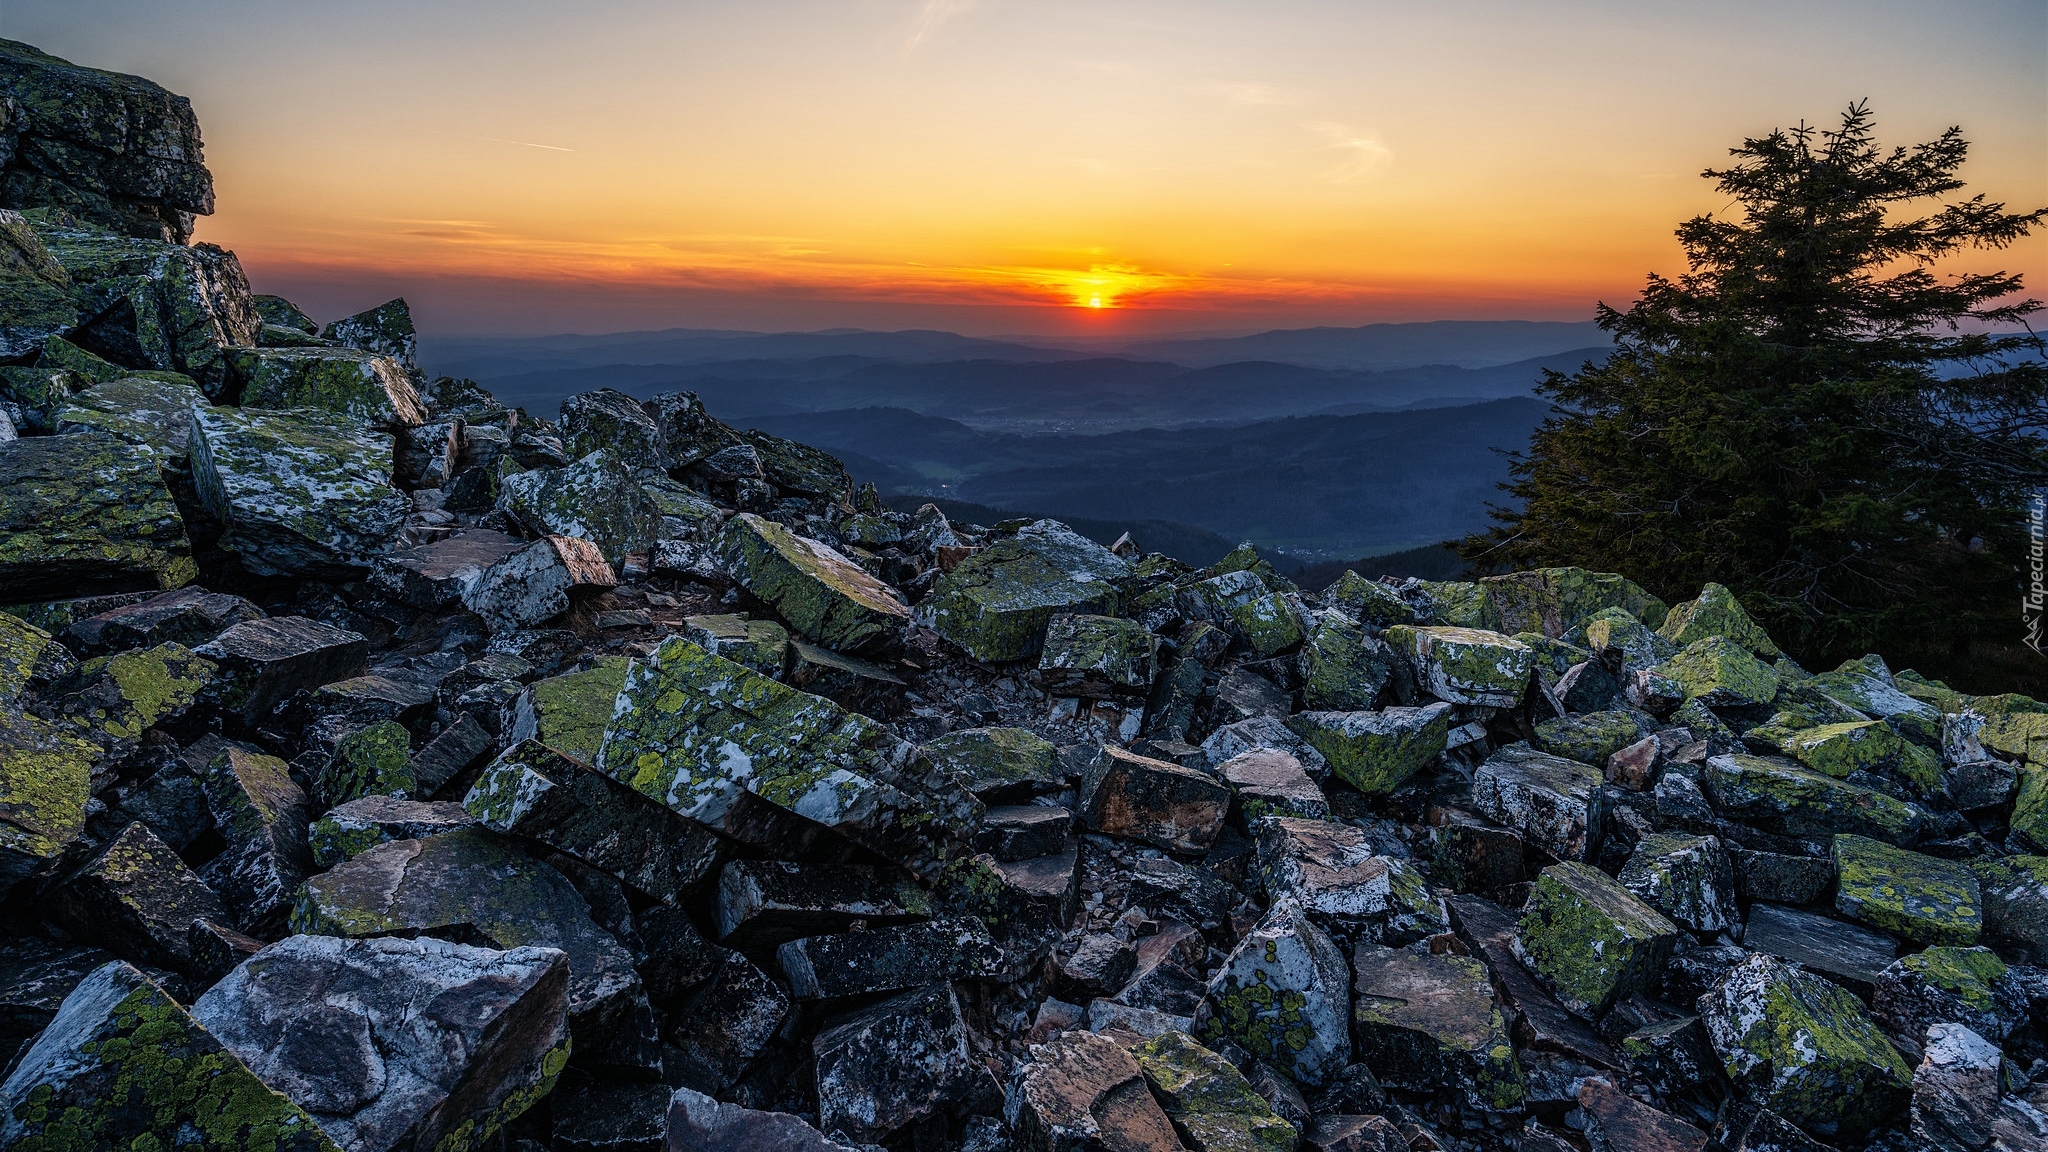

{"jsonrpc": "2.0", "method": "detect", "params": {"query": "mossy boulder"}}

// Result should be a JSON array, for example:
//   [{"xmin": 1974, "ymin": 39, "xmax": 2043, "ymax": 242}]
[
  {"xmin": 1654, "ymin": 635, "xmax": 1779, "ymax": 708},
  {"xmin": 1533, "ymin": 709, "xmax": 1651, "ymax": 767},
  {"xmin": 1201, "ymin": 899, "xmax": 1351, "ymax": 1089},
  {"xmin": 51, "ymin": 373, "xmax": 207, "ymax": 456},
  {"xmin": 559, "ymin": 387, "xmax": 667, "ymax": 472},
  {"xmin": 1778, "ymin": 719, "xmax": 1941, "ymax": 794},
  {"xmin": 1351, "ymin": 945, "xmax": 1524, "ymax": 1113},
  {"xmin": 1568, "ymin": 606, "xmax": 1677, "ymax": 671},
  {"xmin": 1287, "ymin": 703, "xmax": 1452, "ymax": 795},
  {"xmin": 195, "ymin": 744, "xmax": 310, "ymax": 935},
  {"xmin": 1872, "ymin": 946, "xmax": 2028, "ymax": 1050},
  {"xmin": 1807, "ymin": 656, "xmax": 1942, "ymax": 746},
  {"xmin": 1702, "ymin": 753, "xmax": 1928, "ymax": 845},
  {"xmin": 53, "ymin": 640, "xmax": 215, "ymax": 756},
  {"xmin": 593, "ymin": 636, "xmax": 974, "ymax": 875},
  {"xmin": 1299, "ymin": 612, "xmax": 1395, "ymax": 711},
  {"xmin": 1037, "ymin": 613, "xmax": 1155, "ymax": 696},
  {"xmin": 1516, "ymin": 861, "xmax": 1680, "ymax": 1018},
  {"xmin": 1971, "ymin": 854, "xmax": 2048, "ymax": 963},
  {"xmin": 188, "ymin": 405, "xmax": 409, "ymax": 578},
  {"xmin": 916, "ymin": 537, "xmax": 1120, "ymax": 663},
  {"xmin": 1230, "ymin": 592, "xmax": 1306, "ymax": 658},
  {"xmin": 514, "ymin": 656, "xmax": 632, "ymax": 764},
  {"xmin": 0, "ymin": 611, "xmax": 54, "ymax": 704},
  {"xmin": 682, "ymin": 614, "xmax": 790, "ymax": 677},
  {"xmin": 1481, "ymin": 566, "xmax": 1668, "ymax": 638},
  {"xmin": 1320, "ymin": 570, "xmax": 1417, "ymax": 627},
  {"xmin": 308, "ymin": 795, "xmax": 474, "ymax": 869},
  {"xmin": 495, "ymin": 449, "xmax": 662, "ymax": 571},
  {"xmin": 1658, "ymin": 581, "xmax": 1779, "ymax": 657},
  {"xmin": 0, "ymin": 960, "xmax": 340, "ymax": 1152},
  {"xmin": 1408, "ymin": 579, "xmax": 1499, "ymax": 629},
  {"xmin": 1382, "ymin": 624, "xmax": 1532, "ymax": 707},
  {"xmin": 2009, "ymin": 763, "xmax": 2048, "ymax": 851},
  {"xmin": 1698, "ymin": 953, "xmax": 1912, "ymax": 1139},
  {"xmin": 0, "ymin": 705, "xmax": 92, "ymax": 898},
  {"xmin": 715, "ymin": 513, "xmax": 910, "ymax": 655},
  {"xmin": 232, "ymin": 346, "xmax": 426, "ymax": 427},
  {"xmin": 1618, "ymin": 833, "xmax": 1737, "ymax": 933},
  {"xmin": 0, "ymin": 427, "xmax": 195, "ymax": 599},
  {"xmin": 0, "ymin": 208, "xmax": 79, "ymax": 360},
  {"xmin": 1832, "ymin": 834, "xmax": 1981, "ymax": 946},
  {"xmin": 923, "ymin": 726, "xmax": 1063, "ymax": 797},
  {"xmin": 322, "ymin": 719, "xmax": 415, "ymax": 807},
  {"xmin": 1131, "ymin": 1030, "xmax": 1300, "ymax": 1152}
]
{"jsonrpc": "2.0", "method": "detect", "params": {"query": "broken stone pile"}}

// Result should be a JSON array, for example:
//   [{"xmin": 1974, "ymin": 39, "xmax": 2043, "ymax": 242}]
[{"xmin": 2, "ymin": 37, "xmax": 2048, "ymax": 1152}]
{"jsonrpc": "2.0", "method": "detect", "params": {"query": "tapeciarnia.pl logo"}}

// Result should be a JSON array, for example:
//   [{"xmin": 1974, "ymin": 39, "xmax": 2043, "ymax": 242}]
[{"xmin": 2027, "ymin": 491, "xmax": 2046, "ymax": 654}]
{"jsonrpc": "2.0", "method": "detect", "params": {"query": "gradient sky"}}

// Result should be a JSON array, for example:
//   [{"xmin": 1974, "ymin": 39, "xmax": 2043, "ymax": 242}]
[{"xmin": 7, "ymin": 1, "xmax": 2044, "ymax": 336}]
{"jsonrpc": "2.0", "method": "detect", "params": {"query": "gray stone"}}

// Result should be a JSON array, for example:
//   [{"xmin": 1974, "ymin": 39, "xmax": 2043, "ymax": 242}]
[
  {"xmin": 369, "ymin": 529, "xmax": 527, "ymax": 609},
  {"xmin": 1080, "ymin": 744, "xmax": 1229, "ymax": 853},
  {"xmin": 188, "ymin": 405, "xmax": 409, "ymax": 577},
  {"xmin": 813, "ymin": 983, "xmax": 986, "ymax": 1142},
  {"xmin": 1619, "ymin": 833, "xmax": 1737, "ymax": 933},
  {"xmin": 50, "ymin": 820, "xmax": 226, "ymax": 974},
  {"xmin": 461, "ymin": 534, "xmax": 616, "ymax": 632},
  {"xmin": 664, "ymin": 1086, "xmax": 859, "ymax": 1152},
  {"xmin": 1256, "ymin": 816, "xmax": 1442, "ymax": 944},
  {"xmin": 195, "ymin": 743, "xmax": 311, "ymax": 935},
  {"xmin": 777, "ymin": 917, "xmax": 1003, "ymax": 1001},
  {"xmin": 195, "ymin": 615, "xmax": 367, "ymax": 723},
  {"xmin": 1472, "ymin": 742, "xmax": 1608, "ymax": 862},
  {"xmin": 1202, "ymin": 898, "xmax": 1351, "ymax": 1089},
  {"xmin": 1005, "ymin": 1028, "xmax": 1183, "ymax": 1152},
  {"xmin": 1741, "ymin": 903, "xmax": 1900, "ymax": 995}
]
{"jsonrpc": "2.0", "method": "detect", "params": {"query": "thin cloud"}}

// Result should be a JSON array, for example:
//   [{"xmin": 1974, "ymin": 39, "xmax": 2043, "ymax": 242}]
[
  {"xmin": 904, "ymin": 0, "xmax": 976, "ymax": 53},
  {"xmin": 1306, "ymin": 121, "xmax": 1393, "ymax": 180},
  {"xmin": 1218, "ymin": 82, "xmax": 1300, "ymax": 107}
]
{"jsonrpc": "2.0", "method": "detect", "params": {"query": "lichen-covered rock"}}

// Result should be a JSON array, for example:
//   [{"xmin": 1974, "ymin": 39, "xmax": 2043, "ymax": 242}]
[
  {"xmin": 308, "ymin": 795, "xmax": 472, "ymax": 868},
  {"xmin": 1654, "ymin": 635, "xmax": 1779, "ymax": 708},
  {"xmin": 812, "ymin": 982, "xmax": 985, "ymax": 1143},
  {"xmin": 1472, "ymin": 743, "xmax": 1609, "ymax": 862},
  {"xmin": 1573, "ymin": 606, "xmax": 1679, "ymax": 669},
  {"xmin": 1697, "ymin": 952, "xmax": 1913, "ymax": 1140},
  {"xmin": 1481, "ymin": 566, "xmax": 1668, "ymax": 638},
  {"xmin": 1298, "ymin": 611, "xmax": 1395, "ymax": 711},
  {"xmin": 462, "ymin": 534, "xmax": 617, "ymax": 632},
  {"xmin": 189, "ymin": 405, "xmax": 409, "ymax": 578},
  {"xmin": 594, "ymin": 636, "xmax": 973, "ymax": 874},
  {"xmin": 1382, "ymin": 624, "xmax": 1531, "ymax": 706},
  {"xmin": 666, "ymin": 1086, "xmax": 860, "ymax": 1152},
  {"xmin": 51, "ymin": 639, "xmax": 215, "ymax": 757},
  {"xmin": 505, "ymin": 654, "xmax": 631, "ymax": 763},
  {"xmin": 665, "ymin": 948, "xmax": 790, "ymax": 1093},
  {"xmin": 1907, "ymin": 1023, "xmax": 2006, "ymax": 1152},
  {"xmin": 1973, "ymin": 854, "xmax": 2048, "ymax": 963},
  {"xmin": 292, "ymin": 827, "xmax": 657, "ymax": 1076},
  {"xmin": 322, "ymin": 719, "xmax": 413, "ymax": 807},
  {"xmin": 233, "ymin": 346, "xmax": 425, "ymax": 427},
  {"xmin": 495, "ymin": 449, "xmax": 661, "ymax": 570},
  {"xmin": 59, "ymin": 585, "xmax": 259, "ymax": 657},
  {"xmin": 1832, "ymin": 834, "xmax": 1981, "ymax": 946},
  {"xmin": 195, "ymin": 744, "xmax": 310, "ymax": 934},
  {"xmin": 0, "ymin": 611, "xmax": 54, "ymax": 703},
  {"xmin": 1351, "ymin": 945, "xmax": 1524, "ymax": 1114},
  {"xmin": 778, "ymin": 917, "xmax": 1002, "ymax": 1001},
  {"xmin": 0, "ymin": 704, "xmax": 91, "ymax": 898},
  {"xmin": 1777, "ymin": 719, "xmax": 1941, "ymax": 794},
  {"xmin": 1516, "ymin": 861, "xmax": 1680, "ymax": 1018},
  {"xmin": 1130, "ymin": 1029, "xmax": 1300, "ymax": 1152},
  {"xmin": 0, "ymin": 426, "xmax": 195, "ymax": 598},
  {"xmin": 1618, "ymin": 833, "xmax": 1737, "ymax": 933},
  {"xmin": 51, "ymin": 372, "xmax": 206, "ymax": 458},
  {"xmin": 1872, "ymin": 946, "xmax": 2029, "ymax": 1050},
  {"xmin": 917, "ymin": 524, "xmax": 1127, "ymax": 662},
  {"xmin": 555, "ymin": 387, "xmax": 666, "ymax": 472},
  {"xmin": 1257, "ymin": 817, "xmax": 1443, "ymax": 944},
  {"xmin": 925, "ymin": 725, "xmax": 1064, "ymax": 797},
  {"xmin": 1287, "ymin": 703, "xmax": 1452, "ymax": 795},
  {"xmin": 715, "ymin": 512, "xmax": 909, "ymax": 654},
  {"xmin": 320, "ymin": 297, "xmax": 415, "ymax": 368},
  {"xmin": 1657, "ymin": 581, "xmax": 1778, "ymax": 657},
  {"xmin": 0, "ymin": 960, "xmax": 338, "ymax": 1152},
  {"xmin": 1080, "ymin": 744, "xmax": 1230, "ymax": 853},
  {"xmin": 194, "ymin": 614, "xmax": 367, "ymax": 723},
  {"xmin": 1533, "ymin": 709, "xmax": 1651, "ymax": 767},
  {"xmin": 1037, "ymin": 612, "xmax": 1155, "ymax": 697},
  {"xmin": 51, "ymin": 820, "xmax": 227, "ymax": 973},
  {"xmin": 0, "ymin": 208, "xmax": 78, "ymax": 360},
  {"xmin": 1218, "ymin": 749, "xmax": 1328, "ymax": 820},
  {"xmin": 1202, "ymin": 899, "xmax": 1351, "ymax": 1089},
  {"xmin": 1007, "ymin": 1028, "xmax": 1183, "ymax": 1152},
  {"xmin": 681, "ymin": 613, "xmax": 789, "ymax": 677},
  {"xmin": 1700, "ymin": 753, "xmax": 1929, "ymax": 845},
  {"xmin": 1321, "ymin": 570, "xmax": 1418, "ymax": 627},
  {"xmin": 190, "ymin": 934, "xmax": 570, "ymax": 1152},
  {"xmin": 465, "ymin": 739, "xmax": 721, "ymax": 903}
]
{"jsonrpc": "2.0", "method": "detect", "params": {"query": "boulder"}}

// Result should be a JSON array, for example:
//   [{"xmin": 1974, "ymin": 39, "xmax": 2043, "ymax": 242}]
[
  {"xmin": 1287, "ymin": 704, "xmax": 1452, "ymax": 795},
  {"xmin": 1908, "ymin": 1023, "xmax": 2005, "ymax": 1152},
  {"xmin": 36, "ymin": 229, "xmax": 258, "ymax": 399},
  {"xmin": 1351, "ymin": 944, "xmax": 1524, "ymax": 1114},
  {"xmin": 1129, "ymin": 1029, "xmax": 1300, "ymax": 1152},
  {"xmin": 916, "ymin": 526, "xmax": 1126, "ymax": 662},
  {"xmin": 1698, "ymin": 952, "xmax": 1912, "ymax": 1139},
  {"xmin": 1742, "ymin": 903, "xmax": 1899, "ymax": 995},
  {"xmin": 195, "ymin": 743, "xmax": 311, "ymax": 934},
  {"xmin": 51, "ymin": 820, "xmax": 226, "ymax": 973},
  {"xmin": 1472, "ymin": 743, "xmax": 1608, "ymax": 862},
  {"xmin": 1872, "ymin": 946, "xmax": 2030, "ymax": 1050},
  {"xmin": 593, "ymin": 636, "xmax": 973, "ymax": 873},
  {"xmin": 190, "ymin": 934, "xmax": 571, "ymax": 1152},
  {"xmin": 1217, "ymin": 749, "xmax": 1328, "ymax": 820},
  {"xmin": 1005, "ymin": 1028, "xmax": 1184, "ymax": 1152},
  {"xmin": 1575, "ymin": 1077, "xmax": 1707, "ymax": 1152},
  {"xmin": 926, "ymin": 724, "xmax": 1065, "ymax": 797},
  {"xmin": 778, "ymin": 917, "xmax": 1003, "ymax": 1001},
  {"xmin": 1203, "ymin": 899, "xmax": 1351, "ymax": 1089},
  {"xmin": 1037, "ymin": 612, "xmax": 1156, "ymax": 697},
  {"xmin": 0, "ymin": 961, "xmax": 336, "ymax": 1151},
  {"xmin": 1700, "ymin": 753, "xmax": 1929, "ymax": 845},
  {"xmin": 813, "ymin": 982, "xmax": 986, "ymax": 1142},
  {"xmin": 309, "ymin": 795, "xmax": 473, "ymax": 868},
  {"xmin": 1299, "ymin": 611, "xmax": 1396, "ymax": 711},
  {"xmin": 292, "ymin": 828, "xmax": 658, "ymax": 1077},
  {"xmin": 48, "ymin": 639, "xmax": 214, "ymax": 758},
  {"xmin": 194, "ymin": 615, "xmax": 367, "ymax": 723},
  {"xmin": 321, "ymin": 719, "xmax": 413, "ymax": 806},
  {"xmin": 1482, "ymin": 566, "xmax": 1667, "ymax": 637},
  {"xmin": 1080, "ymin": 745, "xmax": 1230, "ymax": 852},
  {"xmin": 0, "ymin": 208, "xmax": 77, "ymax": 359},
  {"xmin": 465, "ymin": 739, "xmax": 723, "ymax": 903},
  {"xmin": 1654, "ymin": 636, "xmax": 1779, "ymax": 708},
  {"xmin": 1832, "ymin": 834, "xmax": 1981, "ymax": 946},
  {"xmin": 368, "ymin": 529, "xmax": 526, "ymax": 609},
  {"xmin": 973, "ymin": 804, "xmax": 1073, "ymax": 860},
  {"xmin": 1618, "ymin": 833, "xmax": 1738, "ymax": 933},
  {"xmin": 1517, "ymin": 861, "xmax": 1680, "ymax": 1018},
  {"xmin": 461, "ymin": 534, "xmax": 617, "ymax": 632},
  {"xmin": 495, "ymin": 449, "xmax": 661, "ymax": 569},
  {"xmin": 715, "ymin": 858, "xmax": 929, "ymax": 947},
  {"xmin": 1256, "ymin": 817, "xmax": 1442, "ymax": 944},
  {"xmin": 665, "ymin": 949, "xmax": 790, "ymax": 1094},
  {"xmin": 321, "ymin": 298, "xmax": 418, "ymax": 371},
  {"xmin": 1657, "ymin": 582, "xmax": 1778, "ymax": 657},
  {"xmin": 715, "ymin": 512, "xmax": 910, "ymax": 654},
  {"xmin": 558, "ymin": 387, "xmax": 667, "ymax": 471},
  {"xmin": 188, "ymin": 405, "xmax": 409, "ymax": 577},
  {"xmin": 502, "ymin": 654, "xmax": 631, "ymax": 762},
  {"xmin": 0, "ymin": 704, "xmax": 91, "ymax": 898},
  {"xmin": 1778, "ymin": 719, "xmax": 1940, "ymax": 793},
  {"xmin": 0, "ymin": 427, "xmax": 194, "ymax": 598},
  {"xmin": 51, "ymin": 372, "xmax": 206, "ymax": 456},
  {"xmin": 1533, "ymin": 709, "xmax": 1651, "ymax": 767},
  {"xmin": 1322, "ymin": 570, "xmax": 1419, "ymax": 627},
  {"xmin": 59, "ymin": 585, "xmax": 259, "ymax": 655},
  {"xmin": 1973, "ymin": 854, "xmax": 2048, "ymax": 963},
  {"xmin": 681, "ymin": 612, "xmax": 790, "ymax": 677},
  {"xmin": 1382, "ymin": 624, "xmax": 1532, "ymax": 706},
  {"xmin": 233, "ymin": 346, "xmax": 425, "ymax": 426},
  {"xmin": 665, "ymin": 1086, "xmax": 860, "ymax": 1151}
]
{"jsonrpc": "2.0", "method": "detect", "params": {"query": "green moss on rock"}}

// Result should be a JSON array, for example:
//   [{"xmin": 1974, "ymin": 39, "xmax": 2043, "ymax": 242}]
[
  {"xmin": 1516, "ymin": 861, "xmax": 1680, "ymax": 1018},
  {"xmin": 1533, "ymin": 710, "xmax": 1650, "ymax": 767},
  {"xmin": 1130, "ymin": 1030, "xmax": 1299, "ymax": 1152},
  {"xmin": 1657, "ymin": 581, "xmax": 1779, "ymax": 656},
  {"xmin": 1654, "ymin": 635, "xmax": 1779, "ymax": 708},
  {"xmin": 1288, "ymin": 704, "xmax": 1452, "ymax": 795},
  {"xmin": 1481, "ymin": 566, "xmax": 1668, "ymax": 637},
  {"xmin": 714, "ymin": 513, "xmax": 910, "ymax": 655},
  {"xmin": 0, "ymin": 427, "xmax": 195, "ymax": 599},
  {"xmin": 323, "ymin": 720, "xmax": 415, "ymax": 807},
  {"xmin": 1832, "ymin": 834, "xmax": 1981, "ymax": 946},
  {"xmin": 523, "ymin": 656, "xmax": 632, "ymax": 763},
  {"xmin": 1382, "ymin": 625, "xmax": 1532, "ymax": 707}
]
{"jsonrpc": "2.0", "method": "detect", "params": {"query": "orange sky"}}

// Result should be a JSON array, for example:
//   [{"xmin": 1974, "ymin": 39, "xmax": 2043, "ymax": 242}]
[{"xmin": 9, "ymin": 1, "xmax": 2045, "ymax": 335}]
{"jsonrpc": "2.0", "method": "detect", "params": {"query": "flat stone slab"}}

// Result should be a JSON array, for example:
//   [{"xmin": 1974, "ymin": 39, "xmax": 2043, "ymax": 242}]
[
  {"xmin": 1832, "ymin": 834, "xmax": 1982, "ymax": 946},
  {"xmin": 714, "ymin": 512, "xmax": 909, "ymax": 654},
  {"xmin": 1701, "ymin": 753, "xmax": 1928, "ymax": 845},
  {"xmin": 188, "ymin": 405, "xmax": 409, "ymax": 578},
  {"xmin": 1353, "ymin": 944, "xmax": 1524, "ymax": 1114},
  {"xmin": 1472, "ymin": 743, "xmax": 1608, "ymax": 862},
  {"xmin": 1742, "ymin": 903, "xmax": 1900, "ymax": 993}
]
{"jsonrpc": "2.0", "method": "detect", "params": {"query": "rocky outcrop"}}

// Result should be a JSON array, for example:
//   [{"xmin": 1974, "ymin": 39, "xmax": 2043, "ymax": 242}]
[{"xmin": 7, "ymin": 40, "xmax": 2048, "ymax": 1152}]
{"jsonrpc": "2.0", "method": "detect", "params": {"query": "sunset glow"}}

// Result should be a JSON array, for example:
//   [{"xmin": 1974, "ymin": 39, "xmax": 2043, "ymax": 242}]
[{"xmin": 9, "ymin": 1, "xmax": 2041, "ymax": 335}]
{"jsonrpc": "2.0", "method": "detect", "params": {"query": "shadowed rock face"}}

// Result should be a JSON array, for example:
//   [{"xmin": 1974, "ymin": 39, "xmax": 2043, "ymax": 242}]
[{"xmin": 14, "ymin": 40, "xmax": 2048, "ymax": 1152}]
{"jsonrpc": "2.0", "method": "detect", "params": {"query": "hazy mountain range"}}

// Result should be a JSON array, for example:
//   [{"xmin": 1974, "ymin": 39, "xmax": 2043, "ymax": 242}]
[{"xmin": 425, "ymin": 319, "xmax": 1599, "ymax": 563}]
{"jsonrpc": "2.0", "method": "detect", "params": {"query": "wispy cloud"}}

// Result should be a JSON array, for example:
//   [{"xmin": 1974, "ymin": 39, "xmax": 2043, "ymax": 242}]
[
  {"xmin": 1306, "ymin": 121, "xmax": 1393, "ymax": 180},
  {"xmin": 1217, "ymin": 82, "xmax": 1300, "ymax": 107},
  {"xmin": 904, "ymin": 0, "xmax": 976, "ymax": 54}
]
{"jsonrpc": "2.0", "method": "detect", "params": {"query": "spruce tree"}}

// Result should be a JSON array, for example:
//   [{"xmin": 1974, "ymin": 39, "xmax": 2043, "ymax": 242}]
[{"xmin": 1463, "ymin": 103, "xmax": 2048, "ymax": 684}]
